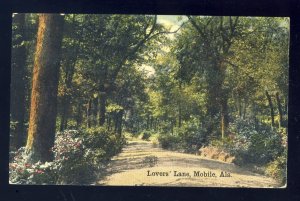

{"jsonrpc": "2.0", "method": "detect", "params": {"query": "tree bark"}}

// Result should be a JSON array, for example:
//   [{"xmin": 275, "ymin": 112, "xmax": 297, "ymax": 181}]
[
  {"xmin": 86, "ymin": 98, "xmax": 92, "ymax": 128},
  {"xmin": 220, "ymin": 97, "xmax": 229, "ymax": 139},
  {"xmin": 265, "ymin": 90, "xmax": 275, "ymax": 127},
  {"xmin": 10, "ymin": 13, "xmax": 27, "ymax": 149},
  {"xmin": 93, "ymin": 96, "xmax": 98, "ymax": 126},
  {"xmin": 116, "ymin": 110, "xmax": 124, "ymax": 137},
  {"xmin": 107, "ymin": 114, "xmax": 112, "ymax": 131},
  {"xmin": 75, "ymin": 101, "xmax": 82, "ymax": 128},
  {"xmin": 146, "ymin": 114, "xmax": 150, "ymax": 130},
  {"xmin": 99, "ymin": 91, "xmax": 107, "ymax": 126},
  {"xmin": 25, "ymin": 14, "xmax": 64, "ymax": 162},
  {"xmin": 59, "ymin": 95, "xmax": 70, "ymax": 131}
]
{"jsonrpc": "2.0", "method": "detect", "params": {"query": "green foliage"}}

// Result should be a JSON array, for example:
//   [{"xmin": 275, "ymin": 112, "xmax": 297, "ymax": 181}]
[
  {"xmin": 229, "ymin": 118, "xmax": 284, "ymax": 165},
  {"xmin": 158, "ymin": 121, "xmax": 206, "ymax": 153},
  {"xmin": 9, "ymin": 129, "xmax": 126, "ymax": 184},
  {"xmin": 176, "ymin": 123, "xmax": 206, "ymax": 153},
  {"xmin": 84, "ymin": 126, "xmax": 126, "ymax": 161},
  {"xmin": 141, "ymin": 130, "xmax": 152, "ymax": 140},
  {"xmin": 158, "ymin": 133, "xmax": 181, "ymax": 150},
  {"xmin": 9, "ymin": 148, "xmax": 57, "ymax": 184},
  {"xmin": 11, "ymin": 14, "xmax": 289, "ymax": 185},
  {"xmin": 265, "ymin": 153, "xmax": 287, "ymax": 185},
  {"xmin": 107, "ymin": 104, "xmax": 124, "ymax": 113}
]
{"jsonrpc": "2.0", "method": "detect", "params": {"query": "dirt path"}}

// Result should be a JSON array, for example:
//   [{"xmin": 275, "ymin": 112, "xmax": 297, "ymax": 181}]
[{"xmin": 97, "ymin": 139, "xmax": 281, "ymax": 187}]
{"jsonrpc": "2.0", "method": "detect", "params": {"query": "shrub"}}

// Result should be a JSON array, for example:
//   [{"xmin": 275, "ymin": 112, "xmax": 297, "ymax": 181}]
[
  {"xmin": 51, "ymin": 130, "xmax": 96, "ymax": 184},
  {"xmin": 176, "ymin": 124, "xmax": 206, "ymax": 153},
  {"xmin": 158, "ymin": 121, "xmax": 206, "ymax": 153},
  {"xmin": 9, "ymin": 147, "xmax": 56, "ymax": 184},
  {"xmin": 9, "ymin": 128, "xmax": 126, "ymax": 184},
  {"xmin": 141, "ymin": 131, "xmax": 151, "ymax": 140},
  {"xmin": 84, "ymin": 126, "xmax": 126, "ymax": 160},
  {"xmin": 265, "ymin": 152, "xmax": 287, "ymax": 185},
  {"xmin": 229, "ymin": 118, "xmax": 284, "ymax": 165},
  {"xmin": 158, "ymin": 133, "xmax": 181, "ymax": 150}
]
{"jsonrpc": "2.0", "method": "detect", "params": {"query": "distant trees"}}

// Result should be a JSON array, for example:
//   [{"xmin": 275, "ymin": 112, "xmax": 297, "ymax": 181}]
[
  {"xmin": 25, "ymin": 14, "xmax": 64, "ymax": 162},
  {"xmin": 58, "ymin": 14, "xmax": 83, "ymax": 131},
  {"xmin": 174, "ymin": 16, "xmax": 288, "ymax": 140},
  {"xmin": 77, "ymin": 15, "xmax": 163, "ymax": 128},
  {"xmin": 10, "ymin": 13, "xmax": 27, "ymax": 149},
  {"xmin": 175, "ymin": 16, "xmax": 241, "ymax": 139}
]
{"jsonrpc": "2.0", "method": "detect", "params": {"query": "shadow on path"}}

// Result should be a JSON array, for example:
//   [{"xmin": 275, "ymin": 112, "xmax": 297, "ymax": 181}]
[{"xmin": 96, "ymin": 139, "xmax": 280, "ymax": 187}]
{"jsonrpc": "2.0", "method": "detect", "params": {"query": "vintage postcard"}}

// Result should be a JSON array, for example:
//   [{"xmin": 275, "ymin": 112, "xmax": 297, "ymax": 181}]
[{"xmin": 9, "ymin": 13, "xmax": 288, "ymax": 187}]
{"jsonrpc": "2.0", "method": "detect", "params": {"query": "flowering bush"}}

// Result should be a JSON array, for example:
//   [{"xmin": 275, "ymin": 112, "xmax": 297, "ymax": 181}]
[
  {"xmin": 84, "ymin": 126, "xmax": 126, "ymax": 161},
  {"xmin": 9, "ymin": 147, "xmax": 56, "ymax": 184},
  {"xmin": 9, "ymin": 128, "xmax": 126, "ymax": 184},
  {"xmin": 50, "ymin": 130, "xmax": 95, "ymax": 184}
]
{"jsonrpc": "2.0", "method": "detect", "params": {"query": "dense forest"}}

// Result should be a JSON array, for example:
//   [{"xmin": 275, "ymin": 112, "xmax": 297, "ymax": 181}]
[{"xmin": 9, "ymin": 14, "xmax": 288, "ymax": 185}]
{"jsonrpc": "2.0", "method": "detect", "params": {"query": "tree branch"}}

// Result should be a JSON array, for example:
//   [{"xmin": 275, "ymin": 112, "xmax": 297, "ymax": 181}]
[
  {"xmin": 110, "ymin": 15, "xmax": 158, "ymax": 84},
  {"xmin": 187, "ymin": 15, "xmax": 205, "ymax": 37},
  {"xmin": 146, "ymin": 20, "xmax": 187, "ymax": 41}
]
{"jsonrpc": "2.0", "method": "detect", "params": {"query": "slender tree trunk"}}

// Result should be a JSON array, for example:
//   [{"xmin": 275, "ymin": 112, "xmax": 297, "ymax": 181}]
[
  {"xmin": 276, "ymin": 92, "xmax": 283, "ymax": 128},
  {"xmin": 107, "ymin": 114, "xmax": 112, "ymax": 131},
  {"xmin": 178, "ymin": 82, "xmax": 182, "ymax": 128},
  {"xmin": 239, "ymin": 99, "xmax": 242, "ymax": 118},
  {"xmin": 11, "ymin": 13, "xmax": 27, "ymax": 149},
  {"xmin": 137, "ymin": 119, "xmax": 140, "ymax": 133},
  {"xmin": 146, "ymin": 114, "xmax": 150, "ymax": 130},
  {"xmin": 59, "ymin": 95, "xmax": 70, "ymax": 131},
  {"xmin": 114, "ymin": 112, "xmax": 118, "ymax": 132},
  {"xmin": 171, "ymin": 119, "xmax": 174, "ymax": 135},
  {"xmin": 116, "ymin": 110, "xmax": 124, "ymax": 137},
  {"xmin": 178, "ymin": 103, "xmax": 182, "ymax": 128},
  {"xmin": 220, "ymin": 97, "xmax": 229, "ymax": 139},
  {"xmin": 86, "ymin": 98, "xmax": 92, "ymax": 128},
  {"xmin": 265, "ymin": 90, "xmax": 275, "ymax": 127},
  {"xmin": 75, "ymin": 101, "xmax": 82, "ymax": 128},
  {"xmin": 99, "ymin": 91, "xmax": 106, "ymax": 126},
  {"xmin": 150, "ymin": 116, "xmax": 153, "ymax": 130},
  {"xmin": 25, "ymin": 14, "xmax": 64, "ymax": 162},
  {"xmin": 93, "ymin": 97, "xmax": 98, "ymax": 126},
  {"xmin": 243, "ymin": 100, "xmax": 247, "ymax": 119}
]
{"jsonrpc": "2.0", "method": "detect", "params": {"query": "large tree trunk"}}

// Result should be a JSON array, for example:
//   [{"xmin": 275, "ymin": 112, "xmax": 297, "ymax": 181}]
[
  {"xmin": 205, "ymin": 65, "xmax": 225, "ymax": 138},
  {"xmin": 10, "ymin": 13, "xmax": 27, "ymax": 150},
  {"xmin": 205, "ymin": 84, "xmax": 219, "ymax": 137},
  {"xmin": 265, "ymin": 90, "xmax": 275, "ymax": 128},
  {"xmin": 25, "ymin": 14, "xmax": 64, "ymax": 162}
]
